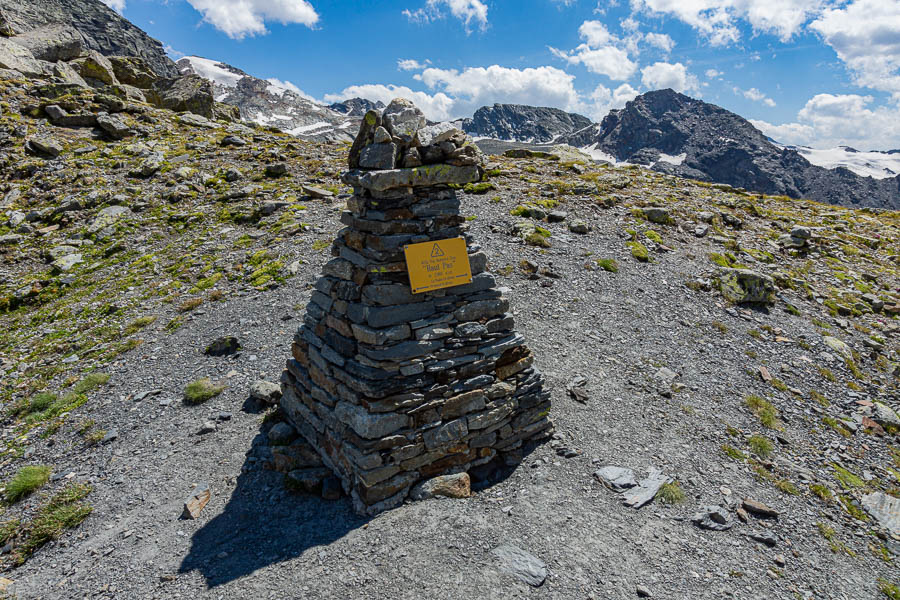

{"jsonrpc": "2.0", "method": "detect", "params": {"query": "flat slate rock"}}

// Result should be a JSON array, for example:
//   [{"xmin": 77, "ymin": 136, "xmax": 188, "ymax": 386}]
[
  {"xmin": 622, "ymin": 467, "xmax": 669, "ymax": 508},
  {"xmin": 861, "ymin": 492, "xmax": 900, "ymax": 536},
  {"xmin": 691, "ymin": 505, "xmax": 733, "ymax": 531},
  {"xmin": 593, "ymin": 466, "xmax": 637, "ymax": 491},
  {"xmin": 491, "ymin": 544, "xmax": 547, "ymax": 587}
]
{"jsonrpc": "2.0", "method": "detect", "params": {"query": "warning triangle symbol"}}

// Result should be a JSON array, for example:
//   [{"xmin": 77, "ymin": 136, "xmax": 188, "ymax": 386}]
[{"xmin": 430, "ymin": 243, "xmax": 445, "ymax": 257}]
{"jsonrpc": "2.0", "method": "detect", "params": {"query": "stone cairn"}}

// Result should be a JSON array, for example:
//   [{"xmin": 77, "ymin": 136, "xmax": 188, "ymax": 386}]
[{"xmin": 280, "ymin": 98, "xmax": 553, "ymax": 515}]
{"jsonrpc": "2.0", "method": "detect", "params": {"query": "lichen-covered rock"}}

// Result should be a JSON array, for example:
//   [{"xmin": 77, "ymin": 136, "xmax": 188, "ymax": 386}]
[
  {"xmin": 717, "ymin": 268, "xmax": 775, "ymax": 304},
  {"xmin": 342, "ymin": 164, "xmax": 482, "ymax": 192},
  {"xmin": 147, "ymin": 75, "xmax": 214, "ymax": 118},
  {"xmin": 410, "ymin": 473, "xmax": 471, "ymax": 500},
  {"xmin": 71, "ymin": 50, "xmax": 118, "ymax": 84},
  {"xmin": 108, "ymin": 55, "xmax": 157, "ymax": 88},
  {"xmin": 12, "ymin": 24, "xmax": 85, "ymax": 61},
  {"xmin": 382, "ymin": 97, "xmax": 425, "ymax": 143},
  {"xmin": 0, "ymin": 38, "xmax": 44, "ymax": 77}
]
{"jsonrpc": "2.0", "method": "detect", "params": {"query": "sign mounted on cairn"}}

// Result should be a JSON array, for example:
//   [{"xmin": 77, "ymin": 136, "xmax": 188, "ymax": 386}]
[{"xmin": 280, "ymin": 98, "xmax": 553, "ymax": 515}]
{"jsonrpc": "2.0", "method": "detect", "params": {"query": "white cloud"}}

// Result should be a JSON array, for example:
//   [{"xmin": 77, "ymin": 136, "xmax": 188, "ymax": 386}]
[
  {"xmin": 640, "ymin": 61, "xmax": 700, "ymax": 93},
  {"xmin": 588, "ymin": 82, "xmax": 640, "ymax": 118},
  {"xmin": 101, "ymin": 0, "xmax": 126, "ymax": 12},
  {"xmin": 735, "ymin": 86, "xmax": 776, "ymax": 106},
  {"xmin": 398, "ymin": 59, "xmax": 428, "ymax": 71},
  {"xmin": 705, "ymin": 68, "xmax": 721, "ymax": 78},
  {"xmin": 644, "ymin": 32, "xmax": 675, "ymax": 52},
  {"xmin": 327, "ymin": 63, "xmax": 594, "ymax": 122},
  {"xmin": 810, "ymin": 0, "xmax": 900, "ymax": 93},
  {"xmin": 403, "ymin": 0, "xmax": 489, "ymax": 32},
  {"xmin": 324, "ymin": 84, "xmax": 457, "ymax": 121},
  {"xmin": 185, "ymin": 0, "xmax": 319, "ymax": 39},
  {"xmin": 751, "ymin": 93, "xmax": 900, "ymax": 150},
  {"xmin": 550, "ymin": 20, "xmax": 638, "ymax": 81},
  {"xmin": 630, "ymin": 0, "xmax": 826, "ymax": 45}
]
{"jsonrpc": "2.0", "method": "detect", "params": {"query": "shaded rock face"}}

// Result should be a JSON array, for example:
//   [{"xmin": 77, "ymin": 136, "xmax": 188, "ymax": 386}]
[
  {"xmin": 0, "ymin": 0, "xmax": 178, "ymax": 77},
  {"xmin": 176, "ymin": 56, "xmax": 354, "ymax": 142},
  {"xmin": 147, "ymin": 75, "xmax": 215, "ymax": 119},
  {"xmin": 568, "ymin": 89, "xmax": 900, "ymax": 210},
  {"xmin": 462, "ymin": 103, "xmax": 593, "ymax": 143}
]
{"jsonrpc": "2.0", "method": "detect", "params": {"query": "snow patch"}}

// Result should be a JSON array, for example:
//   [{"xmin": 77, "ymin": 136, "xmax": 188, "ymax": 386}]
[
  {"xmin": 657, "ymin": 152, "xmax": 686, "ymax": 166},
  {"xmin": 581, "ymin": 144, "xmax": 621, "ymax": 165},
  {"xmin": 181, "ymin": 56, "xmax": 242, "ymax": 89},
  {"xmin": 785, "ymin": 145, "xmax": 900, "ymax": 180},
  {"xmin": 288, "ymin": 121, "xmax": 333, "ymax": 135}
]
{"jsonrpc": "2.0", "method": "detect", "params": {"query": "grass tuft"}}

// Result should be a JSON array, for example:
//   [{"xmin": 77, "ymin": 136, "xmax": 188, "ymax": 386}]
[
  {"xmin": 184, "ymin": 378, "xmax": 225, "ymax": 405},
  {"xmin": 595, "ymin": 258, "xmax": 618, "ymax": 273},
  {"xmin": 748, "ymin": 435, "xmax": 774, "ymax": 459},
  {"xmin": 4, "ymin": 465, "xmax": 52, "ymax": 503},
  {"xmin": 745, "ymin": 394, "xmax": 779, "ymax": 429},
  {"xmin": 656, "ymin": 481, "xmax": 685, "ymax": 504},
  {"xmin": 12, "ymin": 483, "xmax": 92, "ymax": 565}
]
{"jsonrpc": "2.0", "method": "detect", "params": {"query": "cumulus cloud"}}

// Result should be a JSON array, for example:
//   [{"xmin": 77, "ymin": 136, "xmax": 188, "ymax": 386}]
[
  {"xmin": 640, "ymin": 61, "xmax": 700, "ymax": 93},
  {"xmin": 398, "ymin": 59, "xmax": 428, "ymax": 71},
  {"xmin": 325, "ymin": 63, "xmax": 597, "ymax": 122},
  {"xmin": 810, "ymin": 0, "xmax": 900, "ymax": 93},
  {"xmin": 630, "ymin": 0, "xmax": 826, "ymax": 45},
  {"xmin": 185, "ymin": 0, "xmax": 319, "ymax": 39},
  {"xmin": 101, "ymin": 0, "xmax": 126, "ymax": 12},
  {"xmin": 549, "ymin": 20, "xmax": 638, "ymax": 81},
  {"xmin": 734, "ymin": 86, "xmax": 776, "ymax": 106},
  {"xmin": 587, "ymin": 83, "xmax": 640, "ymax": 118},
  {"xmin": 403, "ymin": 0, "xmax": 489, "ymax": 32},
  {"xmin": 750, "ymin": 93, "xmax": 900, "ymax": 150},
  {"xmin": 705, "ymin": 68, "xmax": 722, "ymax": 78},
  {"xmin": 644, "ymin": 32, "xmax": 675, "ymax": 52}
]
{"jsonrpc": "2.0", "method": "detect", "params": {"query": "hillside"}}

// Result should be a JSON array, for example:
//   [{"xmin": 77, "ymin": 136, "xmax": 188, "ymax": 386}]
[{"xmin": 0, "ymin": 64, "xmax": 898, "ymax": 599}]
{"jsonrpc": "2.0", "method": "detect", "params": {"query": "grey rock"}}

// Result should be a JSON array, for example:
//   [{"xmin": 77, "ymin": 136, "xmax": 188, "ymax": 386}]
[
  {"xmin": 87, "ymin": 205, "xmax": 130, "ymax": 234},
  {"xmin": 335, "ymin": 401, "xmax": 408, "ymax": 439},
  {"xmin": 51, "ymin": 253, "xmax": 84, "ymax": 272},
  {"xmin": 13, "ymin": 23, "xmax": 84, "ymax": 61},
  {"xmin": 568, "ymin": 219, "xmax": 589, "ymax": 234},
  {"xmin": 197, "ymin": 421, "xmax": 217, "ymax": 435},
  {"xmin": 249, "ymin": 380, "xmax": 282, "ymax": 404},
  {"xmin": 96, "ymin": 114, "xmax": 131, "ymax": 139},
  {"xmin": 359, "ymin": 142, "xmax": 398, "ymax": 170},
  {"xmin": 861, "ymin": 492, "xmax": 900, "ymax": 535},
  {"xmin": 343, "ymin": 164, "xmax": 482, "ymax": 191},
  {"xmin": 548, "ymin": 210, "xmax": 567, "ymax": 223},
  {"xmin": 0, "ymin": 38, "xmax": 44, "ymax": 77},
  {"xmin": 746, "ymin": 531, "xmax": 777, "ymax": 547},
  {"xmin": 373, "ymin": 126, "xmax": 391, "ymax": 144},
  {"xmin": 691, "ymin": 505, "xmax": 733, "ymax": 531},
  {"xmin": 417, "ymin": 123, "xmax": 464, "ymax": 146},
  {"xmin": 204, "ymin": 336, "xmax": 240, "ymax": 356},
  {"xmin": 72, "ymin": 50, "xmax": 117, "ymax": 84},
  {"xmin": 717, "ymin": 268, "xmax": 775, "ymax": 304},
  {"xmin": 302, "ymin": 184, "xmax": 334, "ymax": 199},
  {"xmin": 382, "ymin": 98, "xmax": 426, "ymax": 143},
  {"xmin": 694, "ymin": 224, "xmax": 709, "ymax": 237},
  {"xmin": 268, "ymin": 422, "xmax": 297, "ymax": 445},
  {"xmin": 594, "ymin": 466, "xmax": 637, "ymax": 491},
  {"xmin": 636, "ymin": 585, "xmax": 653, "ymax": 598},
  {"xmin": 25, "ymin": 135, "xmax": 63, "ymax": 158},
  {"xmin": 623, "ymin": 467, "xmax": 669, "ymax": 508},
  {"xmin": 491, "ymin": 544, "xmax": 547, "ymax": 587},
  {"xmin": 265, "ymin": 162, "xmax": 288, "ymax": 177},
  {"xmin": 642, "ymin": 207, "xmax": 671, "ymax": 224},
  {"xmin": 101, "ymin": 428, "xmax": 118, "ymax": 444},
  {"xmin": 147, "ymin": 75, "xmax": 215, "ymax": 118}
]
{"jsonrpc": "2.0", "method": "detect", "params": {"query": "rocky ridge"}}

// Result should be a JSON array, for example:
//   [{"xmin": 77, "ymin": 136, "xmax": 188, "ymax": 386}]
[
  {"xmin": 565, "ymin": 89, "xmax": 900, "ymax": 211},
  {"xmin": 0, "ymin": 65, "xmax": 898, "ymax": 600},
  {"xmin": 176, "ymin": 56, "xmax": 356, "ymax": 142},
  {"xmin": 461, "ymin": 103, "xmax": 593, "ymax": 144},
  {"xmin": 0, "ymin": 0, "xmax": 178, "ymax": 78}
]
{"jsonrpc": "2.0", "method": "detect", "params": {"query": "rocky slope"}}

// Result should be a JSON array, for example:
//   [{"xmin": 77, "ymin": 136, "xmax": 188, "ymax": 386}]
[
  {"xmin": 177, "ymin": 56, "xmax": 356, "ymax": 142},
  {"xmin": 462, "ymin": 103, "xmax": 593, "ymax": 143},
  {"xmin": 0, "ymin": 0, "xmax": 178, "ymax": 78},
  {"xmin": 566, "ymin": 89, "xmax": 900, "ymax": 211},
  {"xmin": 0, "ymin": 67, "xmax": 898, "ymax": 599}
]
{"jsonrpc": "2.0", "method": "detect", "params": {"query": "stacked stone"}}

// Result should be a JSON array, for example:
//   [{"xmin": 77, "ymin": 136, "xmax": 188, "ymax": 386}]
[{"xmin": 279, "ymin": 99, "xmax": 553, "ymax": 515}]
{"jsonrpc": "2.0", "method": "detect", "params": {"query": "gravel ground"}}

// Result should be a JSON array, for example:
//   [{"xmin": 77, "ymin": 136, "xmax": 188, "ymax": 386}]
[{"xmin": 4, "ymin": 166, "xmax": 898, "ymax": 599}]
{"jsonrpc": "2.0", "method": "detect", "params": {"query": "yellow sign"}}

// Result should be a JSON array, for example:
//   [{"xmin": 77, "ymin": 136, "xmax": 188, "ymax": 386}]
[{"xmin": 403, "ymin": 237, "xmax": 473, "ymax": 294}]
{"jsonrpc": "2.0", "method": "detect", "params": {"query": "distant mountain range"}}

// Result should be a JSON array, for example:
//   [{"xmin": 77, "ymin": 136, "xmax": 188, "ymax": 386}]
[{"xmin": 7, "ymin": 0, "xmax": 895, "ymax": 210}]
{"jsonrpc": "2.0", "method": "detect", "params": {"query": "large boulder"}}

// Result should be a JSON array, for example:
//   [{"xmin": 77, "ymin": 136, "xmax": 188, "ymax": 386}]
[
  {"xmin": 716, "ymin": 268, "xmax": 775, "ymax": 304},
  {"xmin": 11, "ymin": 24, "xmax": 84, "ymax": 62},
  {"xmin": 0, "ymin": 38, "xmax": 44, "ymax": 77},
  {"xmin": 71, "ymin": 50, "xmax": 118, "ymax": 85},
  {"xmin": 51, "ymin": 61, "xmax": 88, "ymax": 86},
  {"xmin": 382, "ymin": 97, "xmax": 426, "ymax": 143},
  {"xmin": 108, "ymin": 55, "xmax": 157, "ymax": 89},
  {"xmin": 147, "ymin": 75, "xmax": 214, "ymax": 118}
]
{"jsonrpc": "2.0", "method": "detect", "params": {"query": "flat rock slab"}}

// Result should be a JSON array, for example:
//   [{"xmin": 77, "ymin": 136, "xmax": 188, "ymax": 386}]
[
  {"xmin": 861, "ymin": 492, "xmax": 900, "ymax": 536},
  {"xmin": 692, "ymin": 505, "xmax": 733, "ymax": 531},
  {"xmin": 343, "ymin": 164, "xmax": 481, "ymax": 191},
  {"xmin": 622, "ymin": 467, "xmax": 669, "ymax": 508},
  {"xmin": 491, "ymin": 544, "xmax": 547, "ymax": 587},
  {"xmin": 594, "ymin": 466, "xmax": 637, "ymax": 491}
]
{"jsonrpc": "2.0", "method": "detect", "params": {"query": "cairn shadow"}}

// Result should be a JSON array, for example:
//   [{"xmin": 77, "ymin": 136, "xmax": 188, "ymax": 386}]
[
  {"xmin": 177, "ymin": 399, "xmax": 368, "ymax": 588},
  {"xmin": 178, "ymin": 399, "xmax": 545, "ymax": 587}
]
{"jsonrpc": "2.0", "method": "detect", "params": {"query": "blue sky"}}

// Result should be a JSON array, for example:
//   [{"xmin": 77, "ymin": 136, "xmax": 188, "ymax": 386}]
[{"xmin": 106, "ymin": 0, "xmax": 900, "ymax": 150}]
